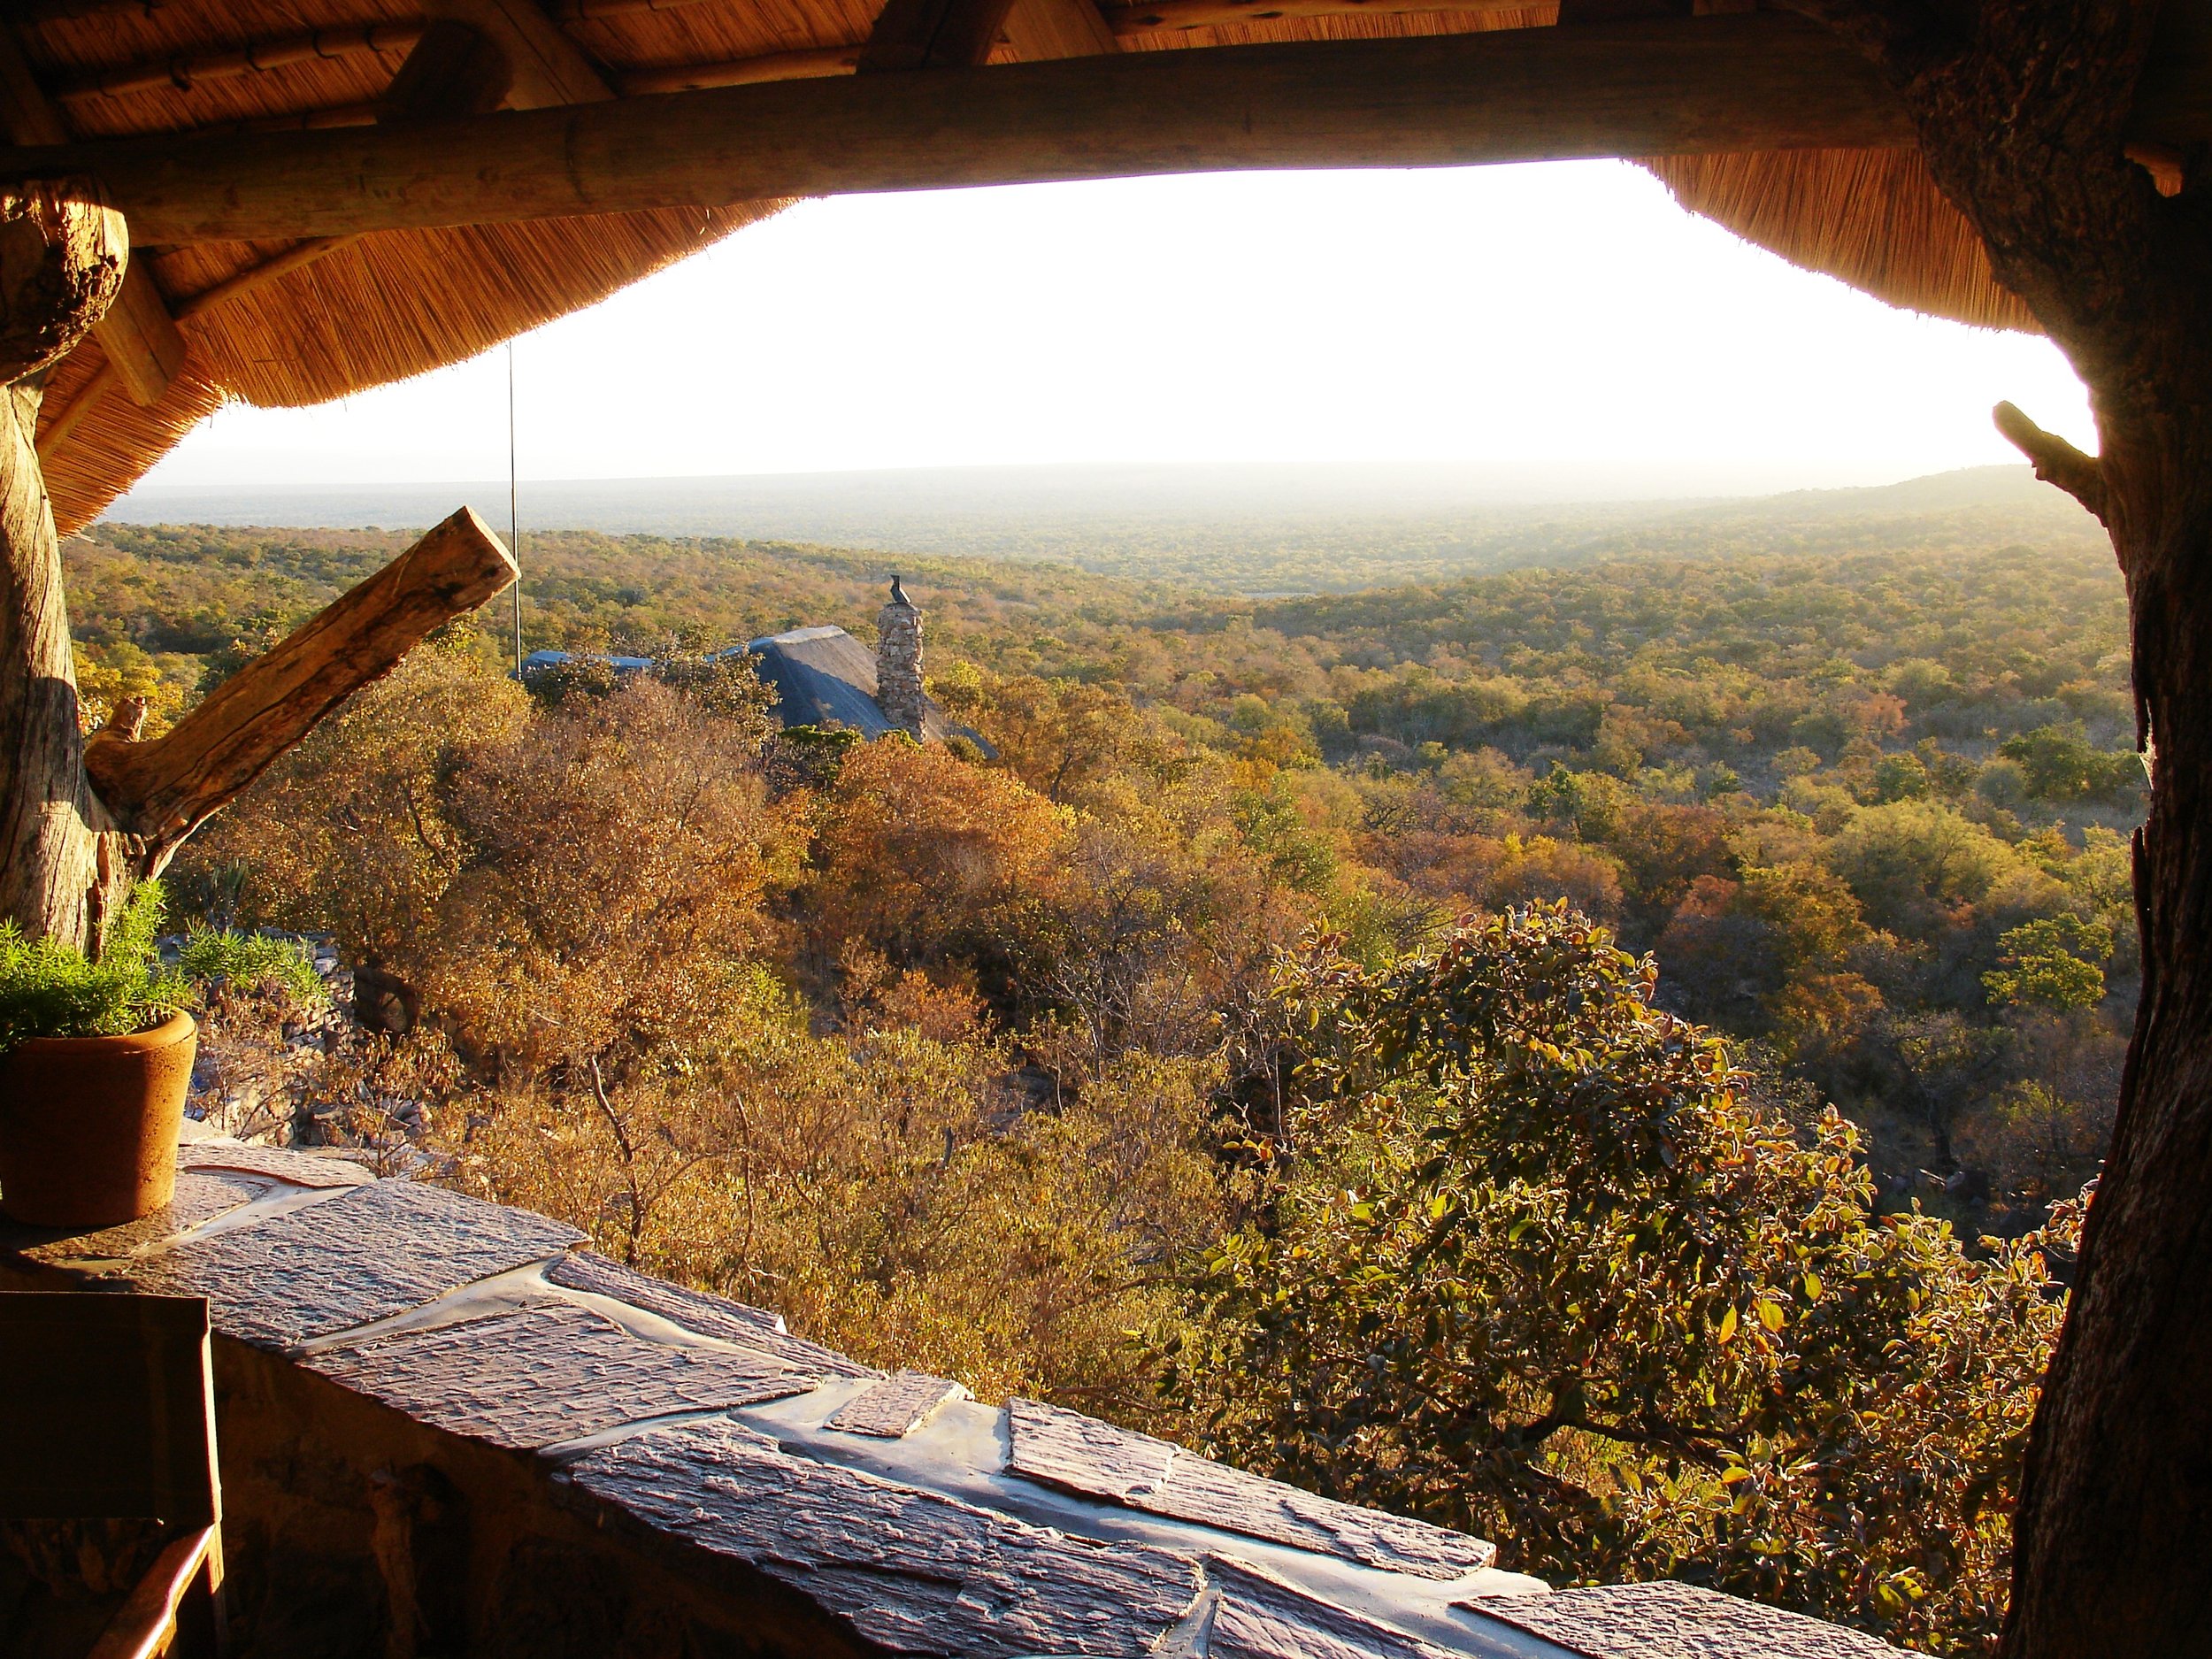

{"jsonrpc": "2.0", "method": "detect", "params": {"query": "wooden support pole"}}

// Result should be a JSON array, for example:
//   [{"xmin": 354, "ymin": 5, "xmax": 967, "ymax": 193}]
[
  {"xmin": 86, "ymin": 509, "xmax": 518, "ymax": 852},
  {"xmin": 0, "ymin": 14, "xmax": 1924, "ymax": 244}
]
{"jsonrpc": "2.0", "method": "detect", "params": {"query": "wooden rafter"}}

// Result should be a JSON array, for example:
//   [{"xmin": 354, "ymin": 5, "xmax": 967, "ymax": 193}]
[
  {"xmin": 49, "ymin": 24, "xmax": 425, "ymax": 104},
  {"xmin": 618, "ymin": 47, "xmax": 861, "ymax": 95},
  {"xmin": 0, "ymin": 14, "xmax": 1927, "ymax": 245},
  {"xmin": 1102, "ymin": 0, "xmax": 1530, "ymax": 34}
]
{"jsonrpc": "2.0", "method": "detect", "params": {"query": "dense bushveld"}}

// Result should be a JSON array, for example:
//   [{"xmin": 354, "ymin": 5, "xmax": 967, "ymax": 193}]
[{"xmin": 71, "ymin": 503, "xmax": 2129, "ymax": 1652}]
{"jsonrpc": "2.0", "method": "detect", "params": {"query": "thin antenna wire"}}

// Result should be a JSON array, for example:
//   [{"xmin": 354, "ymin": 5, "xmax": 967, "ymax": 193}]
[{"xmin": 508, "ymin": 341, "xmax": 523, "ymax": 678}]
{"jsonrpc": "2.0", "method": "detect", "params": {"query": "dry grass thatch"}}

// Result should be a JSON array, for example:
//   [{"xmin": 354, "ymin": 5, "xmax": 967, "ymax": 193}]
[
  {"xmin": 16, "ymin": 0, "xmax": 2029, "ymax": 531},
  {"xmin": 1645, "ymin": 149, "xmax": 2036, "ymax": 334}
]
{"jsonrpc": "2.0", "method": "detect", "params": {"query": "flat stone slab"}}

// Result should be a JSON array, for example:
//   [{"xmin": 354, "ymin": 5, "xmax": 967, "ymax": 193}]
[
  {"xmin": 130, "ymin": 1178, "xmax": 582, "ymax": 1349},
  {"xmin": 1007, "ymin": 1398, "xmax": 1494, "ymax": 1580},
  {"xmin": 179, "ymin": 1141, "xmax": 375, "ymax": 1189},
  {"xmin": 308, "ymin": 1302, "xmax": 818, "ymax": 1449},
  {"xmin": 1207, "ymin": 1557, "xmax": 1459, "ymax": 1659},
  {"xmin": 564, "ymin": 1415, "xmax": 1203, "ymax": 1657},
  {"xmin": 824, "ymin": 1371, "xmax": 965, "ymax": 1438},
  {"xmin": 1461, "ymin": 1582, "xmax": 1904, "ymax": 1659},
  {"xmin": 13, "ymin": 1169, "xmax": 270, "ymax": 1267},
  {"xmin": 547, "ymin": 1248, "xmax": 874, "ymax": 1377}
]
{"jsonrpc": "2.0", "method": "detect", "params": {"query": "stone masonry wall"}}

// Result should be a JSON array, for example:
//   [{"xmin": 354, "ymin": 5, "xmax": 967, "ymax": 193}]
[{"xmin": 874, "ymin": 588, "xmax": 924, "ymax": 735}]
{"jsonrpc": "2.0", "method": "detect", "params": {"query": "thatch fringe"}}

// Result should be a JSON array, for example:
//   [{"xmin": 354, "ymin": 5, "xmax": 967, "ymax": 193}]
[
  {"xmin": 37, "ymin": 342, "xmax": 227, "ymax": 536},
  {"xmin": 16, "ymin": 0, "xmax": 2036, "ymax": 519},
  {"xmin": 150, "ymin": 202, "xmax": 789, "ymax": 410},
  {"xmin": 1644, "ymin": 149, "xmax": 2038, "ymax": 334}
]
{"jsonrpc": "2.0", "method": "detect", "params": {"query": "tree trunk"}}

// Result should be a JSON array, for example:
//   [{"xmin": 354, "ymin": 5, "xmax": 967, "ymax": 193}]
[
  {"xmin": 0, "ymin": 187, "xmax": 131, "ymax": 953},
  {"xmin": 0, "ymin": 370, "xmax": 134, "ymax": 951},
  {"xmin": 1785, "ymin": 4, "xmax": 2212, "ymax": 1653},
  {"xmin": 2006, "ymin": 390, "xmax": 2212, "ymax": 1659}
]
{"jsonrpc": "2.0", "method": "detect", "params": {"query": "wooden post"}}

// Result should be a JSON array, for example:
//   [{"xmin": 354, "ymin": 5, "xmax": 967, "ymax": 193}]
[{"xmin": 0, "ymin": 184, "xmax": 127, "ymax": 951}]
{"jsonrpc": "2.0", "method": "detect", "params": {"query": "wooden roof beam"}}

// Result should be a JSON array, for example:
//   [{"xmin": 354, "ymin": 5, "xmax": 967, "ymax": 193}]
[
  {"xmin": 49, "ymin": 24, "xmax": 425, "ymax": 104},
  {"xmin": 0, "ymin": 25, "xmax": 184, "ymax": 407},
  {"xmin": 1004, "ymin": 0, "xmax": 1118, "ymax": 60},
  {"xmin": 1102, "ymin": 0, "xmax": 1529, "ymax": 35},
  {"xmin": 0, "ymin": 13, "xmax": 1927, "ymax": 245}
]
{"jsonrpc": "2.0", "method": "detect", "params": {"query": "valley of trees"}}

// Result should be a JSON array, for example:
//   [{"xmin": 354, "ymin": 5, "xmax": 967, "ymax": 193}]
[{"xmin": 69, "ymin": 500, "xmax": 2131, "ymax": 1653}]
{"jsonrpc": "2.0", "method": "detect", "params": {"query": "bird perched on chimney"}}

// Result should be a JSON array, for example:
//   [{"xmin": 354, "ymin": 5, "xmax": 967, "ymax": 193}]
[{"xmin": 889, "ymin": 574, "xmax": 910, "ymax": 606}]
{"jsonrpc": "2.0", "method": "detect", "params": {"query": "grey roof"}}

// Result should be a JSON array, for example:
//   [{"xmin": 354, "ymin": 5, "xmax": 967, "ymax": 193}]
[
  {"xmin": 522, "ymin": 627, "xmax": 977, "ymax": 747},
  {"xmin": 741, "ymin": 625, "xmax": 954, "ymax": 742}
]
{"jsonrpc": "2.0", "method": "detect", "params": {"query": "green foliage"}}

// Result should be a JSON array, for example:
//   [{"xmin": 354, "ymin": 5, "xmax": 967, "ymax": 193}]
[
  {"xmin": 1983, "ymin": 915, "xmax": 2110, "ymax": 1014},
  {"xmin": 0, "ymin": 884, "xmax": 186, "ymax": 1051},
  {"xmin": 178, "ymin": 925, "xmax": 328, "ymax": 1008},
  {"xmin": 1176, "ymin": 905, "xmax": 2073, "ymax": 1651},
  {"xmin": 2000, "ymin": 723, "xmax": 2143, "ymax": 803}
]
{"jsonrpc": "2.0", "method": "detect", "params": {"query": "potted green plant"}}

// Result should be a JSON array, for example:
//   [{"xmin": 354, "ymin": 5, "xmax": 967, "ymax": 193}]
[{"xmin": 0, "ymin": 884, "xmax": 325, "ymax": 1228}]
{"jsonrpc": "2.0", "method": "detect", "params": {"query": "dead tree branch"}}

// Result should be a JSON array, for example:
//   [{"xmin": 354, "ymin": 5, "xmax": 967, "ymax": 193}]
[{"xmin": 1993, "ymin": 400, "xmax": 2110, "ymax": 526}]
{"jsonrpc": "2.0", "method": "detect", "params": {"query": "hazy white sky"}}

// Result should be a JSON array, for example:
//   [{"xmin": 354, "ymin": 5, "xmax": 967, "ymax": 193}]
[{"xmin": 140, "ymin": 160, "xmax": 2095, "ymax": 495}]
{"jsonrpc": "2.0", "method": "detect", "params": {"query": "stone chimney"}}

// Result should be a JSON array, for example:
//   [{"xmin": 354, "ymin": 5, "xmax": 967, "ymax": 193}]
[{"xmin": 875, "ymin": 575, "xmax": 925, "ymax": 735}]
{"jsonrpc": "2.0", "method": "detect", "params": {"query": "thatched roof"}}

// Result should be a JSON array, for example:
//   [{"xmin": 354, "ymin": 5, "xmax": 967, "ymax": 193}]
[{"xmin": 14, "ymin": 0, "xmax": 2032, "ymax": 534}]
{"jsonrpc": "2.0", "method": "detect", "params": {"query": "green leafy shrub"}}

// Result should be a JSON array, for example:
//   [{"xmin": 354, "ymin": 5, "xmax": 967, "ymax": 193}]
[
  {"xmin": 0, "ymin": 884, "xmax": 186, "ymax": 1052},
  {"xmin": 0, "ymin": 884, "xmax": 330, "ymax": 1055},
  {"xmin": 1174, "ymin": 903, "xmax": 2074, "ymax": 1653},
  {"xmin": 178, "ymin": 925, "xmax": 328, "ymax": 1008}
]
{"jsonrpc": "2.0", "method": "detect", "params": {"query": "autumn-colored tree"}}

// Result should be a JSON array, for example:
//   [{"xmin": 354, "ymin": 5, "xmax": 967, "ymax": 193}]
[{"xmin": 803, "ymin": 733, "xmax": 1072, "ymax": 977}]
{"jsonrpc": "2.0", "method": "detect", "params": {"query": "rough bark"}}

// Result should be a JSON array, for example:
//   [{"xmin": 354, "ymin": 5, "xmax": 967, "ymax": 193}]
[
  {"xmin": 1778, "ymin": 4, "xmax": 2212, "ymax": 1655},
  {"xmin": 0, "ymin": 186, "xmax": 130, "ymax": 951}
]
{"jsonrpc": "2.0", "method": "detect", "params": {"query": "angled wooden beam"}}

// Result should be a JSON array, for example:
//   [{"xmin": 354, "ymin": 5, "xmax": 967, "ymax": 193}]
[
  {"xmin": 382, "ymin": 19, "xmax": 518, "ymax": 117},
  {"xmin": 860, "ymin": 0, "xmax": 1024, "ymax": 72},
  {"xmin": 86, "ymin": 508, "xmax": 518, "ymax": 851},
  {"xmin": 0, "ymin": 25, "xmax": 184, "ymax": 407},
  {"xmin": 0, "ymin": 14, "xmax": 1925, "ymax": 244},
  {"xmin": 1003, "ymin": 0, "xmax": 1118, "ymax": 61},
  {"xmin": 423, "ymin": 0, "xmax": 615, "ymax": 104}
]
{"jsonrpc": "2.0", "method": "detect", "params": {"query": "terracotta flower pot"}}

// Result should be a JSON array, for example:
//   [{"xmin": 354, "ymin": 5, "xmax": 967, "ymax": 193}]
[{"xmin": 0, "ymin": 1011, "xmax": 197, "ymax": 1228}]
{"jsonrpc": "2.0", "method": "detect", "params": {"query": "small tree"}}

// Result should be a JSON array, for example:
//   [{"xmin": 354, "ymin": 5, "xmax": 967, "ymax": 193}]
[{"xmin": 1175, "ymin": 905, "xmax": 2073, "ymax": 1653}]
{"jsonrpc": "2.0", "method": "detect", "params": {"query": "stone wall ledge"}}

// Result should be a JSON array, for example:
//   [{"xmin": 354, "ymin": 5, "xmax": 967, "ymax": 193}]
[{"xmin": 2, "ymin": 1136, "xmax": 1901, "ymax": 1659}]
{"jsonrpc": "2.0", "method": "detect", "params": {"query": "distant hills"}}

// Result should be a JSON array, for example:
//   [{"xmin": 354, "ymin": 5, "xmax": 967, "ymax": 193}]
[{"xmin": 105, "ymin": 461, "xmax": 2096, "ymax": 595}]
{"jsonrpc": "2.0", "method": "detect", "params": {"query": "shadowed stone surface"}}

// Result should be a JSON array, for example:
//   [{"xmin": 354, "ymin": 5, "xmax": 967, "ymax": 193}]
[
  {"xmin": 1208, "ymin": 1558, "xmax": 1460, "ymax": 1659},
  {"xmin": 179, "ymin": 1141, "xmax": 375, "ymax": 1188},
  {"xmin": 548, "ymin": 1248, "xmax": 875, "ymax": 1377},
  {"xmin": 130, "ymin": 1178, "xmax": 582, "ymax": 1348},
  {"xmin": 1009, "ymin": 1398, "xmax": 1494, "ymax": 1580},
  {"xmin": 308, "ymin": 1302, "xmax": 817, "ymax": 1449},
  {"xmin": 824, "ymin": 1371, "xmax": 964, "ymax": 1437},
  {"xmin": 565, "ymin": 1415, "xmax": 1204, "ymax": 1656},
  {"xmin": 1462, "ymin": 1582, "xmax": 1903, "ymax": 1658},
  {"xmin": 12, "ymin": 1169, "xmax": 268, "ymax": 1264}
]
